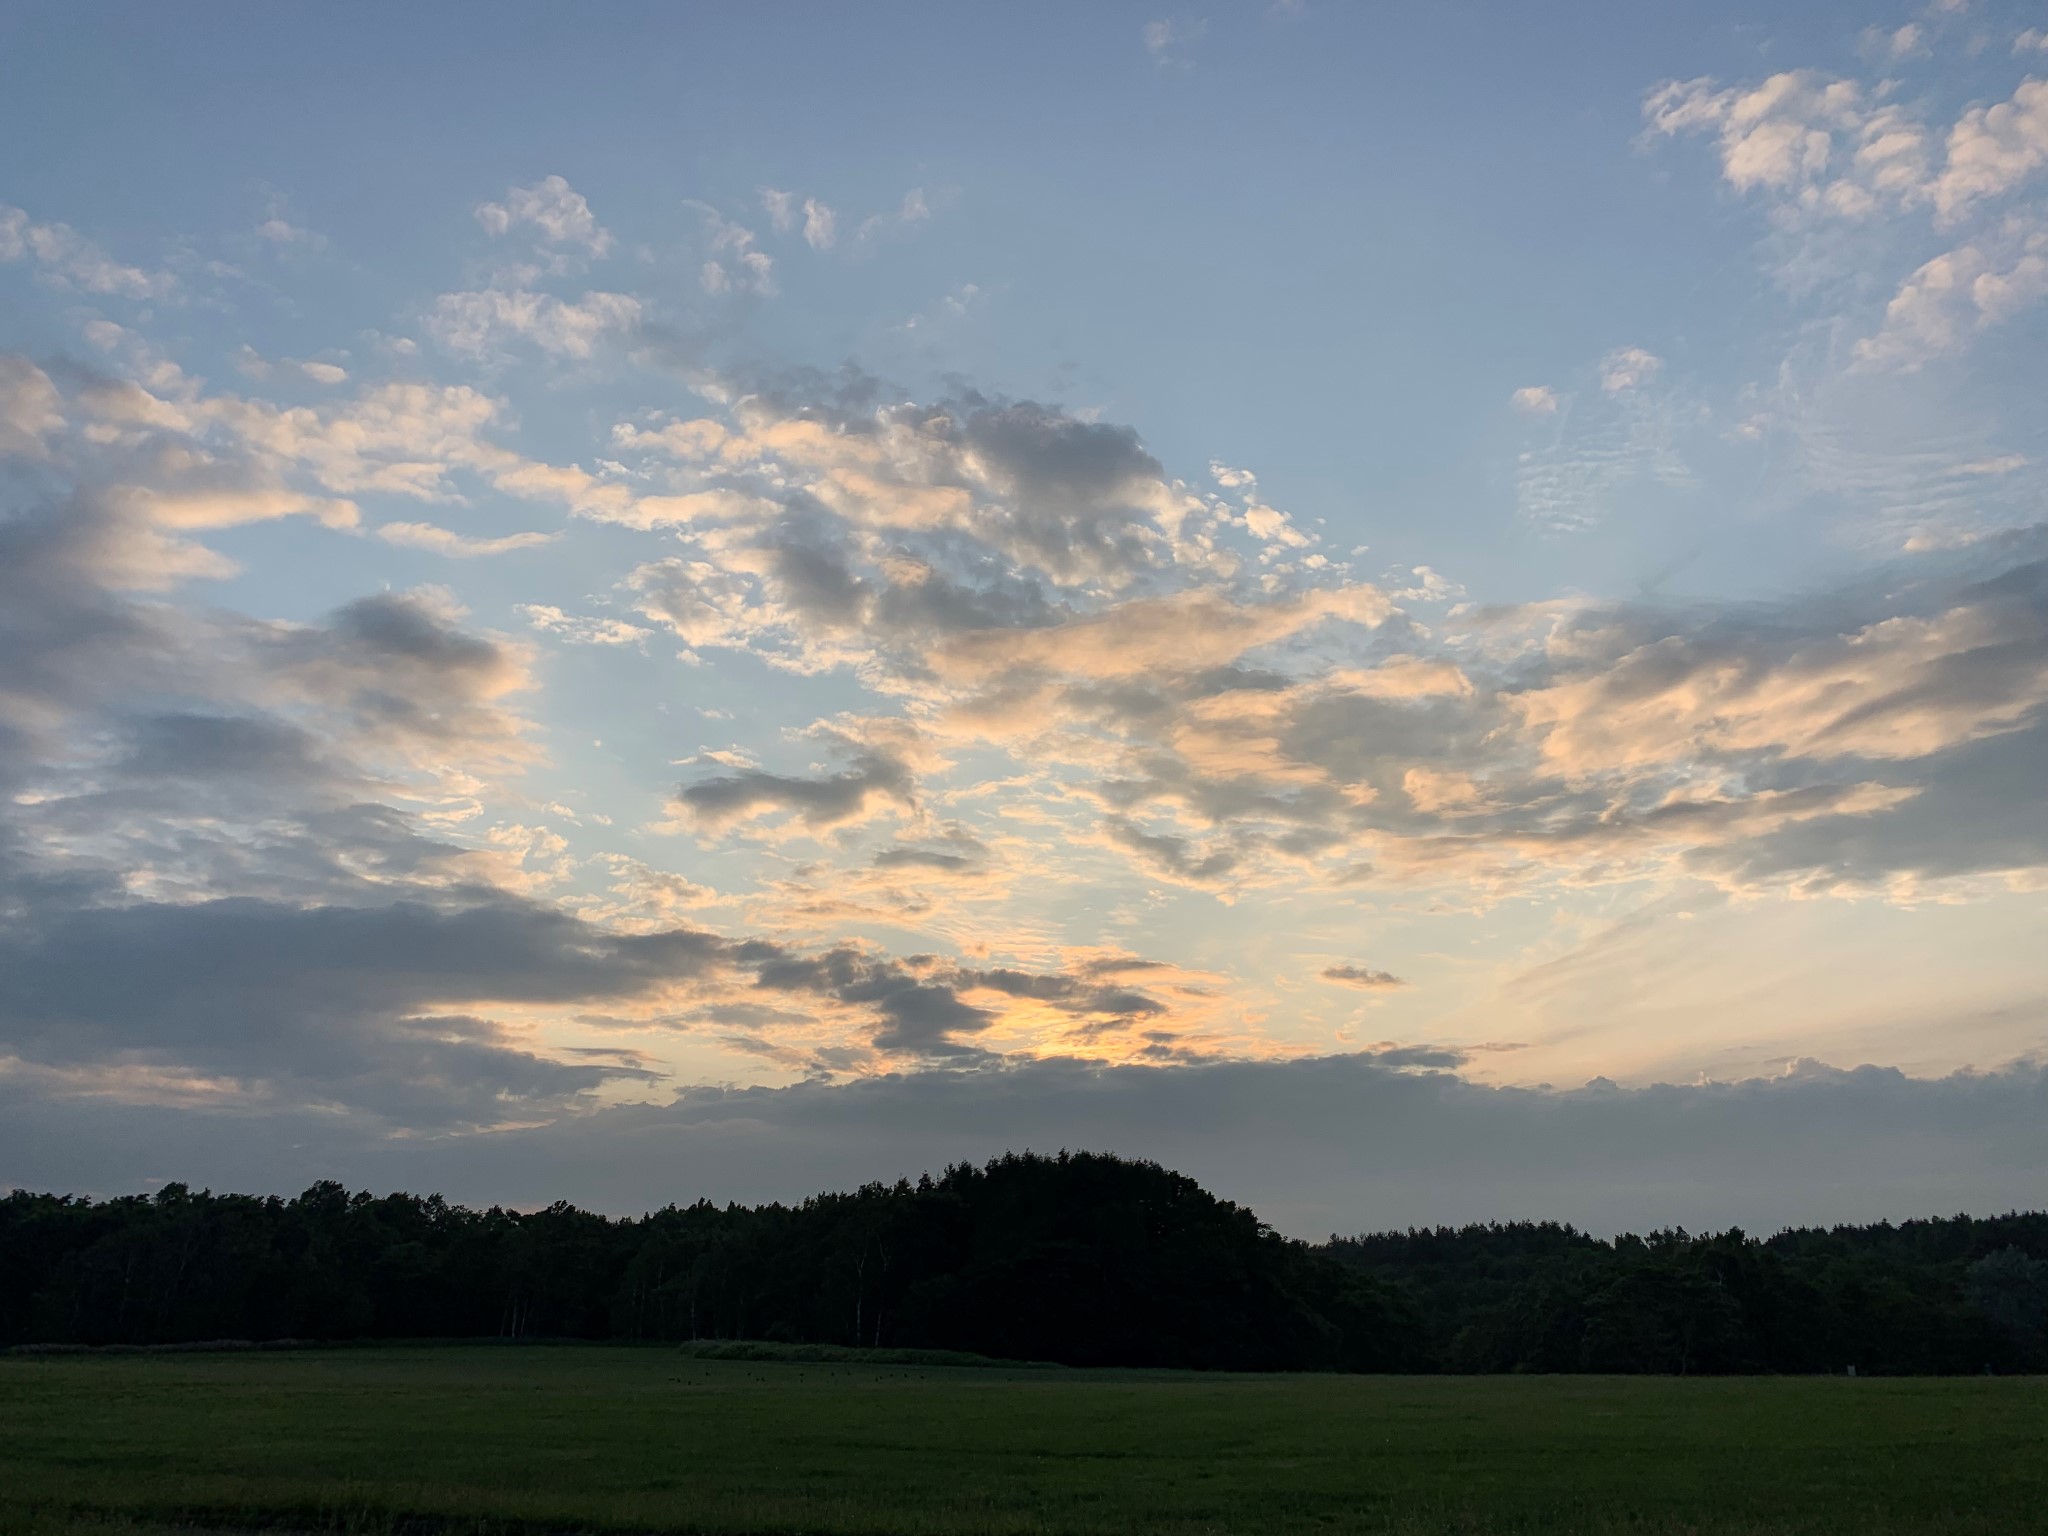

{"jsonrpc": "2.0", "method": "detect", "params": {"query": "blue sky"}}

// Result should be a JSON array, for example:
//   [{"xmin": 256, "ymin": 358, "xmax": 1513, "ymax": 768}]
[{"xmin": 1, "ymin": 1, "xmax": 2045, "ymax": 1234}]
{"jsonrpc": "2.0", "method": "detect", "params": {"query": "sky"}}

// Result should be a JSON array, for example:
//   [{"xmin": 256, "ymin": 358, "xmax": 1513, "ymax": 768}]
[{"xmin": 2, "ymin": 1, "xmax": 2046, "ymax": 1238}]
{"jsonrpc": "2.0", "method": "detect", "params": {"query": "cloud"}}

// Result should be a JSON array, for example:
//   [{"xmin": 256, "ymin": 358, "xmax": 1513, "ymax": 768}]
[
  {"xmin": 694, "ymin": 206, "xmax": 775, "ymax": 296},
  {"xmin": 932, "ymin": 586, "xmax": 1390, "ymax": 685},
  {"xmin": 1642, "ymin": 71, "xmax": 1929, "ymax": 215},
  {"xmin": 1880, "ymin": 22, "xmax": 1926, "ymax": 61},
  {"xmin": 256, "ymin": 216, "xmax": 324, "ymax": 248},
  {"xmin": 98, "ymin": 369, "xmax": 515, "ymax": 506},
  {"xmin": 737, "ymin": 945, "xmax": 1175, "ymax": 1063},
  {"xmin": 802, "ymin": 198, "xmax": 837, "ymax": 251},
  {"xmin": 0, "ymin": 203, "xmax": 176, "ymax": 301},
  {"xmin": 852, "ymin": 189, "xmax": 933, "ymax": 248},
  {"xmin": 249, "ymin": 588, "xmax": 541, "ymax": 780},
  {"xmin": 1633, "ymin": 49, "xmax": 2048, "ymax": 551},
  {"xmin": 737, "ymin": 193, "xmax": 839, "ymax": 250},
  {"xmin": 1516, "ymin": 597, "xmax": 2048, "ymax": 774},
  {"xmin": 1510, "ymin": 385, "xmax": 1559, "ymax": 415},
  {"xmin": 253, "ymin": 192, "xmax": 328, "ymax": 252},
  {"xmin": 1599, "ymin": 347, "xmax": 1662, "ymax": 393},
  {"xmin": 1958, "ymin": 453, "xmax": 2031, "ymax": 476},
  {"xmin": 0, "ymin": 355, "xmax": 62, "ymax": 458},
  {"xmin": 1852, "ymin": 219, "xmax": 2048, "ymax": 369},
  {"xmin": 475, "ymin": 175, "xmax": 612, "ymax": 257},
  {"xmin": 1666, "ymin": 71, "xmax": 2048, "ymax": 372},
  {"xmin": 673, "ymin": 733, "xmax": 921, "ymax": 835},
  {"xmin": 1928, "ymin": 79, "xmax": 2048, "ymax": 224},
  {"xmin": 607, "ymin": 388, "xmax": 1201, "ymax": 589},
  {"xmin": 1102, "ymin": 815, "xmax": 1239, "ymax": 885},
  {"xmin": 1513, "ymin": 358, "xmax": 1694, "ymax": 534},
  {"xmin": 1143, "ymin": 18, "xmax": 1205, "ymax": 68},
  {"xmin": 49, "ymin": 360, "xmax": 691, "ymax": 533},
  {"xmin": 872, "ymin": 846, "xmax": 977, "ymax": 872},
  {"xmin": 753, "ymin": 947, "xmax": 994, "ymax": 1058},
  {"xmin": 1642, "ymin": 64, "xmax": 2048, "ymax": 302},
  {"xmin": 12, "ymin": 1053, "xmax": 2043, "ymax": 1243},
  {"xmin": 1321, "ymin": 964, "xmax": 1407, "ymax": 989},
  {"xmin": 428, "ymin": 288, "xmax": 643, "ymax": 359},
  {"xmin": 516, "ymin": 604, "xmax": 650, "ymax": 647},
  {"xmin": 377, "ymin": 522, "xmax": 559, "ymax": 558},
  {"xmin": 0, "ymin": 889, "xmax": 735, "ymax": 1129},
  {"xmin": 950, "ymin": 535, "xmax": 2048, "ymax": 900}
]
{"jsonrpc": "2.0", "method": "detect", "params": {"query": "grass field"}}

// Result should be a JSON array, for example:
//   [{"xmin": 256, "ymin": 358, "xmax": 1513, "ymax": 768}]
[{"xmin": 0, "ymin": 1346, "xmax": 2041, "ymax": 1536}]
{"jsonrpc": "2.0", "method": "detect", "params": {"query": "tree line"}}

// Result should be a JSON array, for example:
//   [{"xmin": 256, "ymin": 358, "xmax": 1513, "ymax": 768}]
[{"xmin": 2, "ymin": 1151, "xmax": 2042, "ymax": 1373}]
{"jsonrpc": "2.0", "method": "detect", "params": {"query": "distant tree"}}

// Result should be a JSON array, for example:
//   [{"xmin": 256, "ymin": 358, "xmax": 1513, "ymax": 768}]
[
  {"xmin": 1964, "ymin": 1247, "xmax": 2047, "ymax": 1368},
  {"xmin": 4, "ymin": 1165, "xmax": 2045, "ymax": 1374}
]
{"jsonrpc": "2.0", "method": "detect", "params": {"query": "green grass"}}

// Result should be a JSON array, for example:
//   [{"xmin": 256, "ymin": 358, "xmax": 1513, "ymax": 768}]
[
  {"xmin": 0, "ymin": 1346, "xmax": 2040, "ymax": 1535},
  {"xmin": 672, "ymin": 1339, "xmax": 1047, "ymax": 1368}
]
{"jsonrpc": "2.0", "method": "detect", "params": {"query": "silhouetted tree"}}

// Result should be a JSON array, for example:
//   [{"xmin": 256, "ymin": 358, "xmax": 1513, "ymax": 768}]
[{"xmin": 3, "ymin": 1160, "xmax": 2043, "ymax": 1373}]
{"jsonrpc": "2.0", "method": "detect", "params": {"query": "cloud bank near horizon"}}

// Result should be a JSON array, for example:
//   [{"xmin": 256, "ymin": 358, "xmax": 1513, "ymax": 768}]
[{"xmin": 5, "ymin": 1052, "xmax": 2041, "ymax": 1242}]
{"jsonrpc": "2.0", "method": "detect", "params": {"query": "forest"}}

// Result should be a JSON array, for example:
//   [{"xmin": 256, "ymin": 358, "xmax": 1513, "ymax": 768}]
[{"xmin": 3, "ymin": 1151, "xmax": 2043, "ymax": 1374}]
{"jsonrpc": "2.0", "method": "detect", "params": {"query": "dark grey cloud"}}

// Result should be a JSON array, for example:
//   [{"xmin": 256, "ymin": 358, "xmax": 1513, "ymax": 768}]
[
  {"xmin": 1322, "ymin": 964, "xmax": 1407, "ymax": 989},
  {"xmin": 867, "ymin": 556, "xmax": 1057, "ymax": 639},
  {"xmin": 762, "ymin": 386, "xmax": 1174, "ymax": 586},
  {"xmin": 685, "ymin": 1001, "xmax": 814, "ymax": 1030},
  {"xmin": 676, "ymin": 746, "xmax": 915, "ymax": 832},
  {"xmin": 765, "ymin": 535, "xmax": 867, "ymax": 630},
  {"xmin": 254, "ymin": 589, "xmax": 531, "ymax": 764},
  {"xmin": 872, "ymin": 846, "xmax": 975, "ymax": 871},
  {"xmin": 949, "ymin": 395, "xmax": 1169, "ymax": 582},
  {"xmin": 961, "ymin": 966, "xmax": 1166, "ymax": 1019},
  {"xmin": 0, "ymin": 492, "xmax": 197, "ymax": 744},
  {"xmin": 116, "ymin": 712, "xmax": 330, "ymax": 784},
  {"xmin": 1691, "ymin": 719, "xmax": 2048, "ymax": 891},
  {"xmin": 0, "ymin": 892, "xmax": 736, "ymax": 1127},
  {"xmin": 1101, "ymin": 815, "xmax": 1239, "ymax": 883},
  {"xmin": 1357, "ymin": 1043, "xmax": 1468, "ymax": 1068},
  {"xmin": 751, "ymin": 944, "xmax": 994, "ymax": 1058},
  {"xmin": 626, "ymin": 520, "xmax": 1067, "ymax": 677},
  {"xmin": 740, "ymin": 944, "xmax": 1174, "ymax": 1062}
]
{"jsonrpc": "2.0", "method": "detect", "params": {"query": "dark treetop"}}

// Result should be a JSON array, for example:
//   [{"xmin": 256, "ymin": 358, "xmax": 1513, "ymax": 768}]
[{"xmin": 3, "ymin": 1151, "xmax": 2043, "ymax": 1373}]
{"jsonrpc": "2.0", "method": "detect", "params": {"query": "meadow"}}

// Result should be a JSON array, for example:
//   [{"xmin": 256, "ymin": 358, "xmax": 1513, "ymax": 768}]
[{"xmin": 0, "ymin": 1346, "xmax": 2041, "ymax": 1536}]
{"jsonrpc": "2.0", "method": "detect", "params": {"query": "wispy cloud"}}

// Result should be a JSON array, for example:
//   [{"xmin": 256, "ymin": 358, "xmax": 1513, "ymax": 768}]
[
  {"xmin": 1143, "ymin": 17, "xmax": 1206, "ymax": 69},
  {"xmin": 0, "ymin": 202, "xmax": 176, "ymax": 300},
  {"xmin": 1321, "ymin": 964, "xmax": 1408, "ymax": 990},
  {"xmin": 475, "ymin": 174, "xmax": 613, "ymax": 257},
  {"xmin": 691, "ymin": 203, "xmax": 776, "ymax": 295},
  {"xmin": 379, "ymin": 522, "xmax": 560, "ymax": 558}
]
